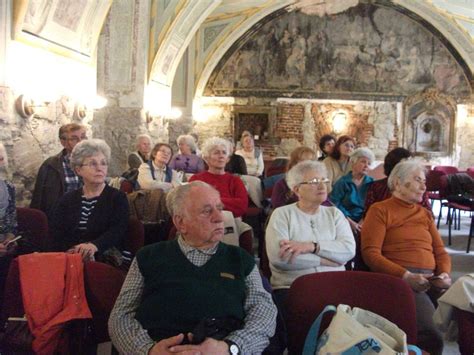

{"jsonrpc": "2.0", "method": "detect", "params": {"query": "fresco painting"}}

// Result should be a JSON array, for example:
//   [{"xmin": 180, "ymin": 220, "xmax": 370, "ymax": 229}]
[{"xmin": 206, "ymin": 4, "xmax": 470, "ymax": 98}]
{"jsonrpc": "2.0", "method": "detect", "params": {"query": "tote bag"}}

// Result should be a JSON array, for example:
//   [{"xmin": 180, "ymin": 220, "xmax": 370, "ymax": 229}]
[{"xmin": 303, "ymin": 304, "xmax": 422, "ymax": 355}]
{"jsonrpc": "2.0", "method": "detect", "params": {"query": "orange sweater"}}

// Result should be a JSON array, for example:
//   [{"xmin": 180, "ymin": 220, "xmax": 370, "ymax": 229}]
[{"xmin": 361, "ymin": 196, "xmax": 451, "ymax": 278}]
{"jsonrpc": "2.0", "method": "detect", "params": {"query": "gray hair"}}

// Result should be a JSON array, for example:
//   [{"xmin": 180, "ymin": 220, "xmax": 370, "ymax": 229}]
[
  {"xmin": 177, "ymin": 134, "xmax": 197, "ymax": 152},
  {"xmin": 201, "ymin": 137, "xmax": 230, "ymax": 160},
  {"xmin": 286, "ymin": 160, "xmax": 327, "ymax": 190},
  {"xmin": 349, "ymin": 147, "xmax": 375, "ymax": 165},
  {"xmin": 0, "ymin": 143, "xmax": 8, "ymax": 168},
  {"xmin": 387, "ymin": 159, "xmax": 426, "ymax": 191},
  {"xmin": 166, "ymin": 181, "xmax": 218, "ymax": 217},
  {"xmin": 136, "ymin": 134, "xmax": 151, "ymax": 145},
  {"xmin": 70, "ymin": 139, "xmax": 111, "ymax": 170}
]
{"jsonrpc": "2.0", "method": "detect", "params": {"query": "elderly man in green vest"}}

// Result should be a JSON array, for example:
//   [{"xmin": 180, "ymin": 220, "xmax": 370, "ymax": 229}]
[{"xmin": 109, "ymin": 181, "xmax": 277, "ymax": 354}]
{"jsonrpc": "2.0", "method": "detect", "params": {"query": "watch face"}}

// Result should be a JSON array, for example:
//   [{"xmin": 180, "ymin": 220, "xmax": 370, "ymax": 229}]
[{"xmin": 229, "ymin": 344, "xmax": 239, "ymax": 355}]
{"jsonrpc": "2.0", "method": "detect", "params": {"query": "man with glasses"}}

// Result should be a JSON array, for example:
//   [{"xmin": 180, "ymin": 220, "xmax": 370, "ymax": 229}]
[{"xmin": 31, "ymin": 123, "xmax": 87, "ymax": 219}]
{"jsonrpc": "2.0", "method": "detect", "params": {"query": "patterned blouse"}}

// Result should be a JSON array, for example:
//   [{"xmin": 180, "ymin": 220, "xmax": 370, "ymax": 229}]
[{"xmin": 0, "ymin": 180, "xmax": 17, "ymax": 236}]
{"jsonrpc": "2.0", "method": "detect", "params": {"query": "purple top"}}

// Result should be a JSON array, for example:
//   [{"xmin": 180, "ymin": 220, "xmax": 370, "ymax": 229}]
[{"xmin": 168, "ymin": 154, "xmax": 205, "ymax": 174}]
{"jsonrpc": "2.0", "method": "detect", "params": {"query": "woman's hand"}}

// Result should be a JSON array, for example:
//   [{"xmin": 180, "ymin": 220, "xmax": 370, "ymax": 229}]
[
  {"xmin": 429, "ymin": 272, "xmax": 452, "ymax": 290},
  {"xmin": 403, "ymin": 271, "xmax": 432, "ymax": 292},
  {"xmin": 0, "ymin": 233, "xmax": 17, "ymax": 257},
  {"xmin": 347, "ymin": 218, "xmax": 362, "ymax": 233},
  {"xmin": 68, "ymin": 243, "xmax": 98, "ymax": 261},
  {"xmin": 279, "ymin": 240, "xmax": 315, "ymax": 263}
]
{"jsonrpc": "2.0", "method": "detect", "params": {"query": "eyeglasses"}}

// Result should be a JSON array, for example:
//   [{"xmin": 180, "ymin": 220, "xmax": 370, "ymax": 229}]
[
  {"xmin": 81, "ymin": 161, "xmax": 108, "ymax": 169},
  {"xmin": 299, "ymin": 178, "xmax": 330, "ymax": 186},
  {"xmin": 342, "ymin": 143, "xmax": 355, "ymax": 149},
  {"xmin": 158, "ymin": 149, "xmax": 171, "ymax": 155}
]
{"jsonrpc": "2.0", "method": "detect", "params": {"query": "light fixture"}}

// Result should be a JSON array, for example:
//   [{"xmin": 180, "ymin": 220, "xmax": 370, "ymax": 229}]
[
  {"xmin": 168, "ymin": 107, "xmax": 182, "ymax": 119},
  {"xmin": 74, "ymin": 103, "xmax": 87, "ymax": 120},
  {"xmin": 15, "ymin": 95, "xmax": 35, "ymax": 118},
  {"xmin": 332, "ymin": 110, "xmax": 348, "ymax": 133}
]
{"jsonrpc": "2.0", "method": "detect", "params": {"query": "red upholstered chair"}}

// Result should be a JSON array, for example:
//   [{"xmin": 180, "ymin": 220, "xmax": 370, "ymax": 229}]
[
  {"xmin": 16, "ymin": 207, "xmax": 51, "ymax": 251},
  {"xmin": 167, "ymin": 225, "xmax": 253, "ymax": 255},
  {"xmin": 425, "ymin": 170, "xmax": 445, "ymax": 211},
  {"xmin": 467, "ymin": 167, "xmax": 474, "ymax": 179},
  {"xmin": 457, "ymin": 308, "xmax": 474, "ymax": 355},
  {"xmin": 286, "ymin": 271, "xmax": 417, "ymax": 355},
  {"xmin": 433, "ymin": 165, "xmax": 459, "ymax": 175},
  {"xmin": 0, "ymin": 258, "xmax": 23, "ymax": 323},
  {"xmin": 83, "ymin": 261, "xmax": 126, "ymax": 344},
  {"xmin": 124, "ymin": 217, "xmax": 145, "ymax": 255},
  {"xmin": 119, "ymin": 180, "xmax": 134, "ymax": 194}
]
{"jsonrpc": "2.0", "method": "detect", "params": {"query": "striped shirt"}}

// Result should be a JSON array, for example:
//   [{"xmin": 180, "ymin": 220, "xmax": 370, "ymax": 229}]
[{"xmin": 78, "ymin": 196, "xmax": 98, "ymax": 232}]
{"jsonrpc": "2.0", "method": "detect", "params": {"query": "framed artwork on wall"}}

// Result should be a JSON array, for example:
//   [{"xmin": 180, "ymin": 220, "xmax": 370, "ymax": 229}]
[{"xmin": 13, "ymin": 0, "xmax": 112, "ymax": 61}]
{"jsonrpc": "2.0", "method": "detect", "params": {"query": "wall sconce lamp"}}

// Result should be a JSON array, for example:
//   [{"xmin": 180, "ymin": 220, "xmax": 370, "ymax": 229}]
[
  {"xmin": 74, "ymin": 103, "xmax": 87, "ymax": 120},
  {"xmin": 332, "ymin": 110, "xmax": 348, "ymax": 133},
  {"xmin": 15, "ymin": 95, "xmax": 36, "ymax": 118}
]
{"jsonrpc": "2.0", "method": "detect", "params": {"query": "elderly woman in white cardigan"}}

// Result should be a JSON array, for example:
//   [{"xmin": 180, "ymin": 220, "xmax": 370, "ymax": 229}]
[{"xmin": 265, "ymin": 160, "xmax": 355, "ymax": 319}]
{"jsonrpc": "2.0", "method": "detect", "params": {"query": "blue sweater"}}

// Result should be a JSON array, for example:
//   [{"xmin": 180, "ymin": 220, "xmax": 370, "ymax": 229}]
[{"xmin": 330, "ymin": 172, "xmax": 373, "ymax": 222}]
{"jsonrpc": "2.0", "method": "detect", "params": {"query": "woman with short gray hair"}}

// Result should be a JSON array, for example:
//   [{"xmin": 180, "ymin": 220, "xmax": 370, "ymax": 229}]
[
  {"xmin": 128, "ymin": 134, "xmax": 152, "ymax": 169},
  {"xmin": 168, "ymin": 134, "xmax": 205, "ymax": 174},
  {"xmin": 189, "ymin": 137, "xmax": 248, "ymax": 218},
  {"xmin": 329, "ymin": 147, "xmax": 375, "ymax": 233},
  {"xmin": 362, "ymin": 159, "xmax": 451, "ymax": 355},
  {"xmin": 266, "ymin": 160, "xmax": 355, "ymax": 322},
  {"xmin": 51, "ymin": 139, "xmax": 129, "ymax": 262}
]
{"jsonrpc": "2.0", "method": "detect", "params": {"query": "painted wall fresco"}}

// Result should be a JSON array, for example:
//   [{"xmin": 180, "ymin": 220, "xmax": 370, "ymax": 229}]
[{"xmin": 205, "ymin": 4, "xmax": 471, "ymax": 98}]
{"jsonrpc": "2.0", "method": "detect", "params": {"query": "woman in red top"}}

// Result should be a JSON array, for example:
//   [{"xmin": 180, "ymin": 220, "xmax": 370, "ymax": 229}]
[
  {"xmin": 361, "ymin": 159, "xmax": 451, "ymax": 355},
  {"xmin": 189, "ymin": 137, "xmax": 248, "ymax": 218}
]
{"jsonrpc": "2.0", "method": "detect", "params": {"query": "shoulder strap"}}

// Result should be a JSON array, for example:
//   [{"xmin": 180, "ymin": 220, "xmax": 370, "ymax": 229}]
[
  {"xmin": 164, "ymin": 166, "xmax": 173, "ymax": 183},
  {"xmin": 148, "ymin": 160, "xmax": 156, "ymax": 180},
  {"xmin": 302, "ymin": 305, "xmax": 336, "ymax": 355}
]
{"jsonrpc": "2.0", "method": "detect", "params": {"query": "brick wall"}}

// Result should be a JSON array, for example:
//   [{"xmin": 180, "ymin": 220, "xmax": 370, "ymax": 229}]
[{"xmin": 276, "ymin": 104, "xmax": 304, "ymax": 142}]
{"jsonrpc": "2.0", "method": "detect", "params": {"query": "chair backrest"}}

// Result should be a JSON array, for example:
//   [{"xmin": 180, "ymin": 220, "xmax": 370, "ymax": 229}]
[
  {"xmin": 467, "ymin": 167, "xmax": 474, "ymax": 179},
  {"xmin": 83, "ymin": 261, "xmax": 126, "ymax": 344},
  {"xmin": 124, "ymin": 217, "xmax": 145, "ymax": 255},
  {"xmin": 119, "ymin": 180, "xmax": 134, "ymax": 193},
  {"xmin": 457, "ymin": 308, "xmax": 474, "ymax": 355},
  {"xmin": 16, "ymin": 207, "xmax": 51, "ymax": 251},
  {"xmin": 425, "ymin": 169, "xmax": 445, "ymax": 192},
  {"xmin": 286, "ymin": 271, "xmax": 417, "ymax": 354},
  {"xmin": 433, "ymin": 165, "xmax": 459, "ymax": 175}
]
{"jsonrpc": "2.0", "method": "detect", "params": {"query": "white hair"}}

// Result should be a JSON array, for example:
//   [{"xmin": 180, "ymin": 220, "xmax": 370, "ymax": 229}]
[
  {"xmin": 201, "ymin": 137, "xmax": 230, "ymax": 160},
  {"xmin": 286, "ymin": 160, "xmax": 327, "ymax": 190},
  {"xmin": 136, "ymin": 134, "xmax": 151, "ymax": 145},
  {"xmin": 387, "ymin": 159, "xmax": 426, "ymax": 191},
  {"xmin": 71, "ymin": 139, "xmax": 111, "ymax": 170},
  {"xmin": 177, "ymin": 134, "xmax": 197, "ymax": 152},
  {"xmin": 349, "ymin": 147, "xmax": 375, "ymax": 165},
  {"xmin": 166, "ymin": 181, "xmax": 218, "ymax": 217}
]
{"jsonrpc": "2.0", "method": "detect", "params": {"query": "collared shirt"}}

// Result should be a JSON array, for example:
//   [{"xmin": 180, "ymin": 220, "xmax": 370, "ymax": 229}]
[
  {"xmin": 62, "ymin": 151, "xmax": 81, "ymax": 193},
  {"xmin": 108, "ymin": 235, "xmax": 277, "ymax": 355}
]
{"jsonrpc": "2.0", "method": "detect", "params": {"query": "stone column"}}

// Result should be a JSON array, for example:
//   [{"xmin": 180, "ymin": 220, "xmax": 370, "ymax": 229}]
[{"xmin": 94, "ymin": 0, "xmax": 155, "ymax": 175}]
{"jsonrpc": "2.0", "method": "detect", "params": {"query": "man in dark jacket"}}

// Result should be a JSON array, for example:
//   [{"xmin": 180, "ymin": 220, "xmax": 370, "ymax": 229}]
[{"xmin": 30, "ymin": 123, "xmax": 87, "ymax": 219}]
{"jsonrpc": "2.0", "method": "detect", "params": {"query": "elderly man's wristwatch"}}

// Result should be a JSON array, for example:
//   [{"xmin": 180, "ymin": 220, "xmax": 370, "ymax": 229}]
[{"xmin": 224, "ymin": 340, "xmax": 240, "ymax": 355}]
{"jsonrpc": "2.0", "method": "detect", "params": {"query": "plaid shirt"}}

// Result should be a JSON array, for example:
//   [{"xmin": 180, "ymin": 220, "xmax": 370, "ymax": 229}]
[
  {"xmin": 108, "ymin": 236, "xmax": 277, "ymax": 355},
  {"xmin": 62, "ymin": 152, "xmax": 81, "ymax": 192}
]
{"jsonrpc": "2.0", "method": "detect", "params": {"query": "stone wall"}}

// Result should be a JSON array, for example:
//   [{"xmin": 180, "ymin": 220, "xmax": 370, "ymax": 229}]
[
  {"xmin": 0, "ymin": 86, "xmax": 92, "ymax": 206},
  {"xmin": 186, "ymin": 97, "xmax": 400, "ymax": 160}
]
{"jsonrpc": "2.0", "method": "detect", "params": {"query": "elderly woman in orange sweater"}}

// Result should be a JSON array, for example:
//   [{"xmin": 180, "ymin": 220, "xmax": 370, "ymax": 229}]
[{"xmin": 361, "ymin": 159, "xmax": 451, "ymax": 355}]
